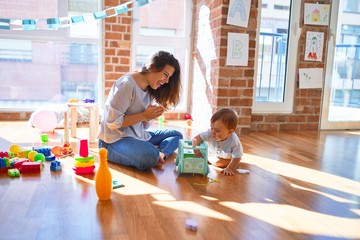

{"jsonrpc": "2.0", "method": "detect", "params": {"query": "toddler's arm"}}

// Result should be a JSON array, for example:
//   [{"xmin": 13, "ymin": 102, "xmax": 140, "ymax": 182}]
[{"xmin": 192, "ymin": 135, "xmax": 203, "ymax": 158}]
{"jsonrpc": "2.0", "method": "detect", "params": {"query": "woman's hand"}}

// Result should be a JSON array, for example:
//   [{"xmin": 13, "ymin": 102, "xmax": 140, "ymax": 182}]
[{"xmin": 143, "ymin": 105, "xmax": 165, "ymax": 120}]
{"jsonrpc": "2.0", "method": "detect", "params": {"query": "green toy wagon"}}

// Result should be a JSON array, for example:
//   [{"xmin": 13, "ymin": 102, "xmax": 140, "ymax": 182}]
[{"xmin": 175, "ymin": 139, "xmax": 209, "ymax": 176}]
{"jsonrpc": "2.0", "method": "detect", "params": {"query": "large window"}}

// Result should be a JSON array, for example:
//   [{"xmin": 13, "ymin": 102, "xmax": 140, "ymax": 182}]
[
  {"xmin": 344, "ymin": 0, "xmax": 360, "ymax": 13},
  {"xmin": 131, "ymin": 0, "xmax": 192, "ymax": 112},
  {"xmin": 0, "ymin": 0, "xmax": 101, "ymax": 111},
  {"xmin": 253, "ymin": 0, "xmax": 300, "ymax": 113}
]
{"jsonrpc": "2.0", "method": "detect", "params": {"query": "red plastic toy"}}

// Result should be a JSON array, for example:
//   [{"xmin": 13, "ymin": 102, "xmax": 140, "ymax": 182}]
[{"xmin": 19, "ymin": 162, "xmax": 41, "ymax": 173}]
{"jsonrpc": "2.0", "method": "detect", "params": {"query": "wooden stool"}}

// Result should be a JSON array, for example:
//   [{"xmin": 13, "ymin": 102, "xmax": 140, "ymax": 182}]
[{"xmin": 64, "ymin": 103, "xmax": 99, "ymax": 143}]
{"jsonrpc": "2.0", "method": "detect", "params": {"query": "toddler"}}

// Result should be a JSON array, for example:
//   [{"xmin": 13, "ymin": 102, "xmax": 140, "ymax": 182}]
[{"xmin": 193, "ymin": 108, "xmax": 243, "ymax": 176}]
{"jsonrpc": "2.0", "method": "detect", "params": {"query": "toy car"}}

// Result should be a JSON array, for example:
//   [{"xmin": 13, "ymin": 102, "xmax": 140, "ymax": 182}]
[{"xmin": 175, "ymin": 139, "xmax": 209, "ymax": 176}]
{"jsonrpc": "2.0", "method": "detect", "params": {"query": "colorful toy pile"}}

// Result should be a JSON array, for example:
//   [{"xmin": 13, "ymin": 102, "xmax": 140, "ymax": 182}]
[
  {"xmin": 0, "ymin": 144, "xmax": 58, "ymax": 177},
  {"xmin": 73, "ymin": 139, "xmax": 95, "ymax": 175}
]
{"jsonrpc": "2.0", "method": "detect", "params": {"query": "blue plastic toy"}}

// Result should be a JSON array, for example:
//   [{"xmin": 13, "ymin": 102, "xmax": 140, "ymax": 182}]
[
  {"xmin": 50, "ymin": 160, "xmax": 62, "ymax": 172},
  {"xmin": 175, "ymin": 139, "xmax": 209, "ymax": 176}
]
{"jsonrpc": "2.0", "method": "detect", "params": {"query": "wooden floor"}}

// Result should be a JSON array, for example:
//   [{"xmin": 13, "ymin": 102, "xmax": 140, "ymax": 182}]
[{"xmin": 0, "ymin": 121, "xmax": 359, "ymax": 240}]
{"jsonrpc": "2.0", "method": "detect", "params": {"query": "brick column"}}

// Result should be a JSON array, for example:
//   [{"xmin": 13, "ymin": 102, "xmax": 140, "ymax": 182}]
[
  {"xmin": 103, "ymin": 0, "xmax": 132, "ymax": 97},
  {"xmin": 191, "ymin": 0, "xmax": 257, "ymax": 135}
]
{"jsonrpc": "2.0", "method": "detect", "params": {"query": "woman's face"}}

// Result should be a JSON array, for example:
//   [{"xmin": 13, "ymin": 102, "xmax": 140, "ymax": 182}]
[{"xmin": 150, "ymin": 64, "xmax": 175, "ymax": 90}]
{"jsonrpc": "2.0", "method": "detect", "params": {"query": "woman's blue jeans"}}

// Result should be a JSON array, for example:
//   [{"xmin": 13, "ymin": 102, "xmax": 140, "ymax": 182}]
[{"xmin": 98, "ymin": 129, "xmax": 183, "ymax": 171}]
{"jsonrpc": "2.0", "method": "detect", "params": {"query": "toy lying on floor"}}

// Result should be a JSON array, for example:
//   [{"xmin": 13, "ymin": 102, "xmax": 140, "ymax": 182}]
[{"xmin": 175, "ymin": 139, "xmax": 209, "ymax": 176}]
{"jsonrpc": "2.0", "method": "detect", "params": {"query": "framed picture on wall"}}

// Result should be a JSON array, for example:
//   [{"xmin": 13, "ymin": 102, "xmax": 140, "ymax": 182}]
[
  {"xmin": 304, "ymin": 3, "xmax": 330, "ymax": 26},
  {"xmin": 304, "ymin": 31, "xmax": 324, "ymax": 62}
]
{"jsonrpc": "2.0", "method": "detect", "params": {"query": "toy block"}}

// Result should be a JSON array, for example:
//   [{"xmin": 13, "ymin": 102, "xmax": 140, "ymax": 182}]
[
  {"xmin": 32, "ymin": 147, "xmax": 52, "ymax": 156},
  {"xmin": 19, "ymin": 162, "xmax": 41, "ymax": 173},
  {"xmin": 73, "ymin": 165, "xmax": 95, "ymax": 175},
  {"xmin": 0, "ymin": 157, "xmax": 10, "ymax": 168},
  {"xmin": 8, "ymin": 169, "xmax": 20, "ymax": 177},
  {"xmin": 11, "ymin": 159, "xmax": 30, "ymax": 169},
  {"xmin": 50, "ymin": 161, "xmax": 62, "ymax": 172}
]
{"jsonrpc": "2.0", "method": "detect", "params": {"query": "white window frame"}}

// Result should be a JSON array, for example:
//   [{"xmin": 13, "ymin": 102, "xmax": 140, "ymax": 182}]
[
  {"xmin": 131, "ymin": 0, "xmax": 193, "ymax": 112},
  {"xmin": 252, "ymin": 0, "xmax": 301, "ymax": 114}
]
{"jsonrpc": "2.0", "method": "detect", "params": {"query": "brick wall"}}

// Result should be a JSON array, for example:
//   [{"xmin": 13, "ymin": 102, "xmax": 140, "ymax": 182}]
[{"xmin": 103, "ymin": 0, "xmax": 132, "ymax": 97}]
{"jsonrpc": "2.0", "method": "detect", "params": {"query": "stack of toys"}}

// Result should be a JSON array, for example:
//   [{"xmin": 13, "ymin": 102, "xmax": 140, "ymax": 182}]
[{"xmin": 73, "ymin": 139, "xmax": 95, "ymax": 175}]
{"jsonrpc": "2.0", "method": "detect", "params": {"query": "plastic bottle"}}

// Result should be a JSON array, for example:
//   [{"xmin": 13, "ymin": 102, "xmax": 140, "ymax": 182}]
[{"xmin": 95, "ymin": 148, "xmax": 112, "ymax": 201}]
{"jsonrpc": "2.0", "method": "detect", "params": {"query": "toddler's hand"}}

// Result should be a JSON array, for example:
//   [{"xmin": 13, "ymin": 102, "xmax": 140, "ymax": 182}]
[
  {"xmin": 221, "ymin": 167, "xmax": 235, "ymax": 176},
  {"xmin": 193, "ymin": 149, "xmax": 202, "ymax": 158}
]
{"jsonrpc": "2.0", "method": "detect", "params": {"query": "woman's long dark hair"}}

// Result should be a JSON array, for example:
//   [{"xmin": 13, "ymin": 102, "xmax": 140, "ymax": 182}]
[{"xmin": 140, "ymin": 51, "xmax": 181, "ymax": 109}]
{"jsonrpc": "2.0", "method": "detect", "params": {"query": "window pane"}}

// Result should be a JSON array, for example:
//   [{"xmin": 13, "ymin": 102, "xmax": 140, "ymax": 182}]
[
  {"xmin": 0, "ymin": 0, "xmax": 57, "ymax": 19},
  {"xmin": 344, "ymin": 0, "xmax": 360, "ymax": 13},
  {"xmin": 0, "ymin": 39, "xmax": 99, "ymax": 109},
  {"xmin": 69, "ymin": 0, "xmax": 100, "ymax": 38},
  {"xmin": 256, "ymin": 0, "xmax": 291, "ymax": 102},
  {"xmin": 0, "ymin": 0, "xmax": 101, "ymax": 110},
  {"xmin": 139, "ymin": 0, "xmax": 185, "ymax": 37}
]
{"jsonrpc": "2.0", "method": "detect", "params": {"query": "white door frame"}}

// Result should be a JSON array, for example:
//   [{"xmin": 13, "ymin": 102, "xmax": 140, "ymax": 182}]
[{"xmin": 320, "ymin": 0, "xmax": 360, "ymax": 130}]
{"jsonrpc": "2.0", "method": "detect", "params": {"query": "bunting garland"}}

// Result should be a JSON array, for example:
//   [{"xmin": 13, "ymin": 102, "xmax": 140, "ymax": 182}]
[{"xmin": 0, "ymin": 0, "xmax": 152, "ymax": 31}]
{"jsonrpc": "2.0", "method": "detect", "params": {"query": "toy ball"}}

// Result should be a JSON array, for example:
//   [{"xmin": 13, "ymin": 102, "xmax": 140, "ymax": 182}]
[
  {"xmin": 184, "ymin": 114, "xmax": 192, "ymax": 120},
  {"xmin": 31, "ymin": 109, "xmax": 57, "ymax": 132},
  {"xmin": 28, "ymin": 151, "xmax": 38, "ymax": 161},
  {"xmin": 186, "ymin": 119, "xmax": 193, "ymax": 126},
  {"xmin": 9, "ymin": 144, "xmax": 21, "ymax": 154},
  {"xmin": 34, "ymin": 153, "xmax": 46, "ymax": 162}
]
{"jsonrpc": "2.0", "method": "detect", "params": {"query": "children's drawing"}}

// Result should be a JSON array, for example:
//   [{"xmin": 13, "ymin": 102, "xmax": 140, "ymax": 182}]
[
  {"xmin": 305, "ymin": 31, "xmax": 324, "ymax": 62},
  {"xmin": 304, "ymin": 3, "xmax": 330, "ymax": 26},
  {"xmin": 227, "ymin": 0, "xmax": 251, "ymax": 28},
  {"xmin": 226, "ymin": 32, "xmax": 249, "ymax": 66},
  {"xmin": 299, "ymin": 68, "xmax": 323, "ymax": 89}
]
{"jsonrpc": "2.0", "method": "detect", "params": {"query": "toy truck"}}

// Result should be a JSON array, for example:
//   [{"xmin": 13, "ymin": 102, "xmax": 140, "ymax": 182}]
[{"xmin": 175, "ymin": 139, "xmax": 209, "ymax": 176}]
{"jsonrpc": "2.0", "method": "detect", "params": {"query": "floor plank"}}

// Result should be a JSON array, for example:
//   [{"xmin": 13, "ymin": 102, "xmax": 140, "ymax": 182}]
[{"xmin": 0, "ymin": 121, "xmax": 359, "ymax": 240}]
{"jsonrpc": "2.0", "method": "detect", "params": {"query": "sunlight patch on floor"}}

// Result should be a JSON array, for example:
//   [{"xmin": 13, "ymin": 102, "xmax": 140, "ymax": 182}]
[
  {"xmin": 289, "ymin": 183, "xmax": 357, "ymax": 204},
  {"xmin": 242, "ymin": 153, "xmax": 360, "ymax": 197},
  {"xmin": 220, "ymin": 202, "xmax": 360, "ymax": 239},
  {"xmin": 151, "ymin": 193, "xmax": 177, "ymax": 201},
  {"xmin": 153, "ymin": 200, "xmax": 233, "ymax": 221},
  {"xmin": 200, "ymin": 195, "xmax": 218, "ymax": 201}
]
